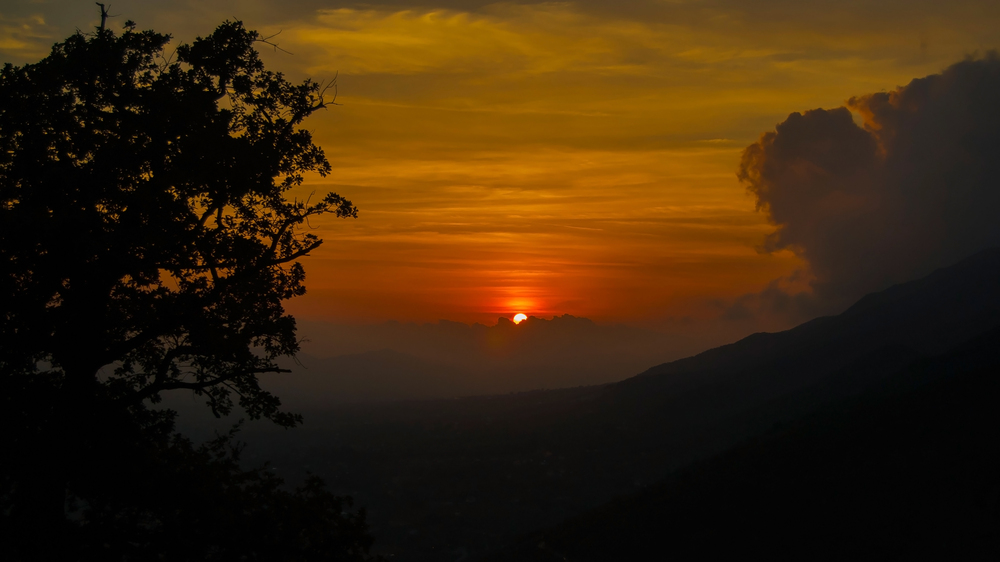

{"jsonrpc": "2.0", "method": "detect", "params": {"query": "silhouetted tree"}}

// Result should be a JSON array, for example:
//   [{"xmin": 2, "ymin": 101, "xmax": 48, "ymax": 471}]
[{"xmin": 0, "ymin": 18, "xmax": 373, "ymax": 560}]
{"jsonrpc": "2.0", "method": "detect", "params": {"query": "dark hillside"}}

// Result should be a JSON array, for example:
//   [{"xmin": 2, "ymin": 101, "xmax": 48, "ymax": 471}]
[
  {"xmin": 605, "ymin": 247, "xmax": 1000, "ymax": 425},
  {"xmin": 491, "ymin": 325, "xmax": 1000, "ymax": 560}
]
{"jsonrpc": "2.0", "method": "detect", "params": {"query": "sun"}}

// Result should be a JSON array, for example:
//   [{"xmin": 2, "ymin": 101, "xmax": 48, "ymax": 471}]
[{"xmin": 513, "ymin": 313, "xmax": 527, "ymax": 324}]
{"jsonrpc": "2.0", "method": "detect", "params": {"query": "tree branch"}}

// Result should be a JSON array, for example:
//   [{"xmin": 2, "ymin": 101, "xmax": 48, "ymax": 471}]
[
  {"xmin": 256, "ymin": 31, "xmax": 293, "ymax": 56},
  {"xmin": 123, "ymin": 365, "xmax": 290, "ymax": 405}
]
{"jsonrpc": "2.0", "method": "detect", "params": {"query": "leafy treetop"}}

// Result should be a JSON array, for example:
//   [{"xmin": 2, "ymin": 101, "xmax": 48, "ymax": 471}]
[{"xmin": 0, "ymin": 20, "xmax": 355, "ymax": 425}]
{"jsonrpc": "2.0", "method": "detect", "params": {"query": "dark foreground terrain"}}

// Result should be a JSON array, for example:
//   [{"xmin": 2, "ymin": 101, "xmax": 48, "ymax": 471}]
[
  {"xmin": 489, "ymin": 326, "xmax": 1000, "ymax": 560},
  {"xmin": 175, "ymin": 248, "xmax": 1000, "ymax": 560}
]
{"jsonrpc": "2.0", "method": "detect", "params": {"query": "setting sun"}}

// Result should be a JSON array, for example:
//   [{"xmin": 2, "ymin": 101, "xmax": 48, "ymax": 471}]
[{"xmin": 513, "ymin": 313, "xmax": 527, "ymax": 324}]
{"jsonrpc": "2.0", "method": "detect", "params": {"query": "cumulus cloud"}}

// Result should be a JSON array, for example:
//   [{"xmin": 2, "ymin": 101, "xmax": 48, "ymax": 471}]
[{"xmin": 737, "ymin": 54, "xmax": 1000, "ymax": 314}]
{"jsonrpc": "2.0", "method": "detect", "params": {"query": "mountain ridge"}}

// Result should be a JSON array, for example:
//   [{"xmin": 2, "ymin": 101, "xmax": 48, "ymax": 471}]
[
  {"xmin": 486, "ymin": 325, "xmax": 1000, "ymax": 560},
  {"xmin": 601, "ymin": 246, "xmax": 1000, "ymax": 424}
]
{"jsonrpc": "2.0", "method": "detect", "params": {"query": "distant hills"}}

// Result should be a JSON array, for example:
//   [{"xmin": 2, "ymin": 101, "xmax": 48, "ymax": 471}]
[
  {"xmin": 271, "ymin": 349, "xmax": 466, "ymax": 404},
  {"xmin": 214, "ymin": 248, "xmax": 1000, "ymax": 560},
  {"xmin": 264, "ymin": 314, "xmax": 691, "ymax": 404}
]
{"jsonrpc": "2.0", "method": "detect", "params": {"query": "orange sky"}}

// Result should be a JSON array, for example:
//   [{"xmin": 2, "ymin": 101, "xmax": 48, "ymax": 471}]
[{"xmin": 5, "ymin": 1, "xmax": 1000, "ymax": 327}]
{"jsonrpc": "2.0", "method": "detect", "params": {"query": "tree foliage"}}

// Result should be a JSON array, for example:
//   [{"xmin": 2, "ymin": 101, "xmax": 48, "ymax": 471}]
[
  {"xmin": 0, "ymin": 18, "xmax": 355, "ymax": 421},
  {"xmin": 0, "ymin": 19, "xmax": 374, "ymax": 560}
]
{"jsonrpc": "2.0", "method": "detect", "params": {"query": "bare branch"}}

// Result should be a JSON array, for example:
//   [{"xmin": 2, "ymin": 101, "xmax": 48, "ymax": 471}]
[
  {"xmin": 256, "ymin": 30, "xmax": 293, "ymax": 55},
  {"xmin": 95, "ymin": 3, "xmax": 119, "ymax": 31},
  {"xmin": 96, "ymin": 3, "xmax": 108, "ymax": 31},
  {"xmin": 319, "ymin": 73, "xmax": 340, "ymax": 107}
]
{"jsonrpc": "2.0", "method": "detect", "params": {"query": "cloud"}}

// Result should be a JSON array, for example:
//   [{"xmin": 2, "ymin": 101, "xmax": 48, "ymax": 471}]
[
  {"xmin": 738, "ymin": 54, "xmax": 1000, "ymax": 313},
  {"xmin": 283, "ymin": 6, "xmax": 669, "ymax": 77},
  {"xmin": 10, "ymin": 1, "xmax": 1000, "ymax": 331},
  {"xmin": 0, "ymin": 14, "xmax": 53, "ymax": 60},
  {"xmin": 718, "ymin": 269, "xmax": 821, "ymax": 323}
]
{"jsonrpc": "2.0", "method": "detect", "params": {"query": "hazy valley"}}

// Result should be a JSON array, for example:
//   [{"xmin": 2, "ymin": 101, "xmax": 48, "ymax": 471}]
[{"xmin": 168, "ymin": 248, "xmax": 1000, "ymax": 560}]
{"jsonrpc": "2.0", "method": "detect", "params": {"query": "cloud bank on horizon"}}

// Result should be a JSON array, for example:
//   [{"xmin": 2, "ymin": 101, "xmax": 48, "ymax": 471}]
[
  {"xmin": 738, "ymin": 54, "xmax": 1000, "ymax": 318},
  {"xmin": 262, "ymin": 314, "xmax": 692, "ymax": 403}
]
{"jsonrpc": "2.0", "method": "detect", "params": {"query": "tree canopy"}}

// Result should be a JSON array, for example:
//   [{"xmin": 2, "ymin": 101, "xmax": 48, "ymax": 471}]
[
  {"xmin": 0, "ymin": 18, "xmax": 355, "ymax": 422},
  {"xmin": 0, "ymin": 19, "xmax": 373, "ymax": 560}
]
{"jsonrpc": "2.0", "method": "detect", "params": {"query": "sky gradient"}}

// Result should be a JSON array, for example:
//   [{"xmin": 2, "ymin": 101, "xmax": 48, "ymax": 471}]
[{"xmin": 4, "ymin": 0, "xmax": 999, "ymax": 329}]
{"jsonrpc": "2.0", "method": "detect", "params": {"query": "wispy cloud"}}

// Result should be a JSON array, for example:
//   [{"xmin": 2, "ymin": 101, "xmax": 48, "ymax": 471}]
[
  {"xmin": 6, "ymin": 1, "xmax": 1000, "ymax": 330},
  {"xmin": 0, "ymin": 13, "xmax": 52, "ymax": 60}
]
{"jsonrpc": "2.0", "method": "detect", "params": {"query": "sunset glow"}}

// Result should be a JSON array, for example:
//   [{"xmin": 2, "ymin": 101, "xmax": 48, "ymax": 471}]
[
  {"xmin": 6, "ymin": 4, "xmax": 1000, "ymax": 554},
  {"xmin": 4, "ymin": 1, "xmax": 998, "ymax": 330}
]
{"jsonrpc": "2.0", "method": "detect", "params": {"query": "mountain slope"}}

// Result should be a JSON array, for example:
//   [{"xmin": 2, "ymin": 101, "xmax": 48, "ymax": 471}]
[
  {"xmin": 601, "ymin": 246, "xmax": 1000, "ymax": 428},
  {"xmin": 490, "ymin": 325, "xmax": 1000, "ymax": 560}
]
